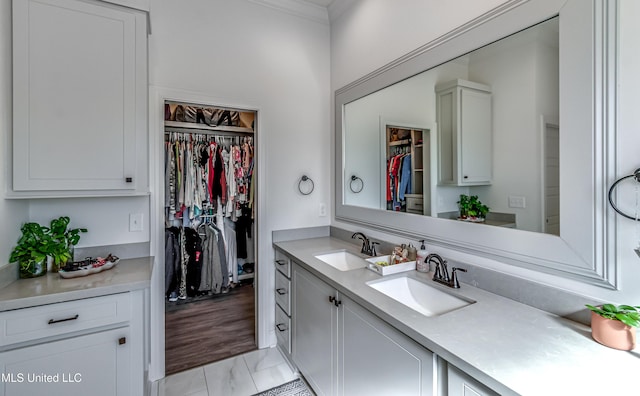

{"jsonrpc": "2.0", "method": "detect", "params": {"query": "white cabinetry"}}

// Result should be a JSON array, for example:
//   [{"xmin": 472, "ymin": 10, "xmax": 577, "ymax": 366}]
[
  {"xmin": 12, "ymin": 0, "xmax": 147, "ymax": 194},
  {"xmin": 448, "ymin": 364, "xmax": 499, "ymax": 396},
  {"xmin": 291, "ymin": 263, "xmax": 434, "ymax": 396},
  {"xmin": 274, "ymin": 249, "xmax": 293, "ymax": 355},
  {"xmin": 436, "ymin": 79, "xmax": 492, "ymax": 186},
  {"xmin": 0, "ymin": 291, "xmax": 145, "ymax": 396},
  {"xmin": 339, "ymin": 297, "xmax": 434, "ymax": 396},
  {"xmin": 291, "ymin": 263, "xmax": 337, "ymax": 396}
]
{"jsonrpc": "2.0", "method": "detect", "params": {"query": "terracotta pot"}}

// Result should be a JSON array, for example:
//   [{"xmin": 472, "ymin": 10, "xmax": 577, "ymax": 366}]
[{"xmin": 590, "ymin": 311, "xmax": 637, "ymax": 350}]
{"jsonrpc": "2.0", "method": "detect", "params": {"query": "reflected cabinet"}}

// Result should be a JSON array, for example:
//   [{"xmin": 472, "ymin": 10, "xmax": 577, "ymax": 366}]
[{"xmin": 436, "ymin": 79, "xmax": 492, "ymax": 186}]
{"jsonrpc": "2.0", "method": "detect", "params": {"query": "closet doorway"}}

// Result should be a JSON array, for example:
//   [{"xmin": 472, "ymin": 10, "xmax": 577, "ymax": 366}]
[{"xmin": 162, "ymin": 100, "xmax": 258, "ymax": 375}]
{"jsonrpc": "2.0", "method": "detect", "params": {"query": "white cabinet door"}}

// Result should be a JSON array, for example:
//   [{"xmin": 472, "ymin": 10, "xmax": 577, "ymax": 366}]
[
  {"xmin": 12, "ymin": 0, "xmax": 147, "ymax": 192},
  {"xmin": 292, "ymin": 264, "xmax": 338, "ymax": 396},
  {"xmin": 339, "ymin": 296, "xmax": 434, "ymax": 396},
  {"xmin": 436, "ymin": 80, "xmax": 492, "ymax": 186},
  {"xmin": 448, "ymin": 364, "xmax": 499, "ymax": 396},
  {"xmin": 459, "ymin": 89, "xmax": 492, "ymax": 184},
  {"xmin": 0, "ymin": 327, "xmax": 131, "ymax": 396}
]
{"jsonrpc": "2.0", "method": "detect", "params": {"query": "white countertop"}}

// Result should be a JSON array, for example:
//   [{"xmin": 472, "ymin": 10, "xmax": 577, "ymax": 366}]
[
  {"xmin": 0, "ymin": 257, "xmax": 153, "ymax": 311},
  {"xmin": 275, "ymin": 237, "xmax": 640, "ymax": 396}
]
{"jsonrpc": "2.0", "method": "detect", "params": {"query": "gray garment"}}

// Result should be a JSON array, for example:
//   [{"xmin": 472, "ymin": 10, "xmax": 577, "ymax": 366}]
[
  {"xmin": 198, "ymin": 225, "xmax": 228, "ymax": 294},
  {"xmin": 164, "ymin": 229, "xmax": 180, "ymax": 294},
  {"xmin": 224, "ymin": 218, "xmax": 236, "ymax": 284}
]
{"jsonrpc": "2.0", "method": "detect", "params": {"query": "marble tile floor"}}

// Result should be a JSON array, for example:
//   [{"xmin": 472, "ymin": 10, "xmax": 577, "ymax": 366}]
[{"xmin": 154, "ymin": 346, "xmax": 299, "ymax": 396}]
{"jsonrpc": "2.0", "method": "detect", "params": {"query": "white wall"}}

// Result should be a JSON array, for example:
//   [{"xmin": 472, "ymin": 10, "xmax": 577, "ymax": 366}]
[
  {"xmin": 330, "ymin": 0, "xmax": 507, "ymax": 90},
  {"xmin": 0, "ymin": 0, "xmax": 31, "ymax": 267},
  {"xmin": 332, "ymin": 0, "xmax": 640, "ymax": 304}
]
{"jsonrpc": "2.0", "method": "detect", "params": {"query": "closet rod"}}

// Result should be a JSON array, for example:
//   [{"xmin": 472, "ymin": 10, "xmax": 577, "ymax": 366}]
[{"xmin": 164, "ymin": 128, "xmax": 253, "ymax": 138}]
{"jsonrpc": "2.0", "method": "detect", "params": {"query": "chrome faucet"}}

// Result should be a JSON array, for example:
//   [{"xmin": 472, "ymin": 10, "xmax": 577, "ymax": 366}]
[
  {"xmin": 427, "ymin": 253, "xmax": 467, "ymax": 289},
  {"xmin": 351, "ymin": 232, "xmax": 377, "ymax": 256}
]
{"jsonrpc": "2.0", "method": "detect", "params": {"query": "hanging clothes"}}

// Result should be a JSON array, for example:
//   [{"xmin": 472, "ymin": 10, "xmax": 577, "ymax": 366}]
[{"xmin": 164, "ymin": 131, "xmax": 255, "ymax": 299}]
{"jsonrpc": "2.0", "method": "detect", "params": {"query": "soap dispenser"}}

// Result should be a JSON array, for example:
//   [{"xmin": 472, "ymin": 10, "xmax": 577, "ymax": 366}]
[
  {"xmin": 407, "ymin": 244, "xmax": 417, "ymax": 261},
  {"xmin": 416, "ymin": 240, "xmax": 429, "ymax": 272}
]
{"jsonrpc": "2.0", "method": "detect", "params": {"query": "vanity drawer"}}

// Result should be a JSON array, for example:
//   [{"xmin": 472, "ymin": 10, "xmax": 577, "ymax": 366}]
[
  {"xmin": 406, "ymin": 196, "xmax": 424, "ymax": 213},
  {"xmin": 275, "ymin": 249, "xmax": 291, "ymax": 278},
  {"xmin": 0, "ymin": 292, "xmax": 132, "ymax": 348},
  {"xmin": 275, "ymin": 269, "xmax": 291, "ymax": 315},
  {"xmin": 275, "ymin": 304, "xmax": 291, "ymax": 354}
]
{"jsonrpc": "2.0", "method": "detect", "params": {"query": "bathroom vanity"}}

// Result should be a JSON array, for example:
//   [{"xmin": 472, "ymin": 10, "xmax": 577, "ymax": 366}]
[
  {"xmin": 274, "ymin": 236, "xmax": 640, "ymax": 396},
  {"xmin": 0, "ymin": 258, "xmax": 152, "ymax": 396}
]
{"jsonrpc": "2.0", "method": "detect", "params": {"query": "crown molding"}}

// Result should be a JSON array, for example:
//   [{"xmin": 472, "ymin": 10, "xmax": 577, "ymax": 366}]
[
  {"xmin": 248, "ymin": 0, "xmax": 329, "ymax": 25},
  {"xmin": 327, "ymin": 0, "xmax": 357, "ymax": 23}
]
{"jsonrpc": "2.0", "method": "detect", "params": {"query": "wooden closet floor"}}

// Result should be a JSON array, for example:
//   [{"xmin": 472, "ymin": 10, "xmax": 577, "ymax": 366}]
[{"xmin": 165, "ymin": 283, "xmax": 256, "ymax": 375}]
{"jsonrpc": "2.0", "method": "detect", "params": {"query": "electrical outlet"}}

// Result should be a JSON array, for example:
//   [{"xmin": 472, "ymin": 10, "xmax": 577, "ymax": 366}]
[
  {"xmin": 319, "ymin": 203, "xmax": 327, "ymax": 217},
  {"xmin": 508, "ymin": 196, "xmax": 526, "ymax": 209},
  {"xmin": 129, "ymin": 213, "xmax": 143, "ymax": 232}
]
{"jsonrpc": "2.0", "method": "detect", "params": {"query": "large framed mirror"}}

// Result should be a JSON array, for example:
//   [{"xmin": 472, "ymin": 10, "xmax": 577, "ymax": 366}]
[{"xmin": 335, "ymin": 0, "xmax": 618, "ymax": 288}]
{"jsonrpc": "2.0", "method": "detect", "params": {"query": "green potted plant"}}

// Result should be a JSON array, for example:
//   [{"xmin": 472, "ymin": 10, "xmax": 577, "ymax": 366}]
[
  {"xmin": 48, "ymin": 216, "xmax": 87, "ymax": 272},
  {"xmin": 586, "ymin": 304, "xmax": 640, "ymax": 350},
  {"xmin": 9, "ymin": 222, "xmax": 52, "ymax": 278},
  {"xmin": 457, "ymin": 194, "xmax": 489, "ymax": 222}
]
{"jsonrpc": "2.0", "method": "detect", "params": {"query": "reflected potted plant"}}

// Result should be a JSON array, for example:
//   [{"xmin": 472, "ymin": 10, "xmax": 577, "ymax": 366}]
[
  {"xmin": 48, "ymin": 216, "xmax": 87, "ymax": 272},
  {"xmin": 586, "ymin": 304, "xmax": 640, "ymax": 350},
  {"xmin": 457, "ymin": 194, "xmax": 489, "ymax": 222},
  {"xmin": 9, "ymin": 222, "xmax": 51, "ymax": 278}
]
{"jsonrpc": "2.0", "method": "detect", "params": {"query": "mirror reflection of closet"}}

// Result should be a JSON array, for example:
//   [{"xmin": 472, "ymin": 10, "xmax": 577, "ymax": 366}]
[
  {"xmin": 163, "ymin": 100, "xmax": 258, "ymax": 375},
  {"xmin": 384, "ymin": 124, "xmax": 431, "ymax": 216}
]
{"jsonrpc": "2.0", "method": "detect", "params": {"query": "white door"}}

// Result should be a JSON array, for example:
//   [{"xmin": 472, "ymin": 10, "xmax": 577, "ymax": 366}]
[{"xmin": 543, "ymin": 123, "xmax": 560, "ymax": 235}]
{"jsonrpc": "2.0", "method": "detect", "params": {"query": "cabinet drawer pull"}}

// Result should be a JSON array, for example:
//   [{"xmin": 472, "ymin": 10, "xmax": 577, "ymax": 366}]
[
  {"xmin": 119, "ymin": 337, "xmax": 127, "ymax": 345},
  {"xmin": 275, "ymin": 259, "xmax": 286, "ymax": 266},
  {"xmin": 48, "ymin": 314, "xmax": 79, "ymax": 325},
  {"xmin": 276, "ymin": 288, "xmax": 287, "ymax": 295},
  {"xmin": 126, "ymin": 177, "xmax": 133, "ymax": 183},
  {"xmin": 276, "ymin": 323, "xmax": 288, "ymax": 332}
]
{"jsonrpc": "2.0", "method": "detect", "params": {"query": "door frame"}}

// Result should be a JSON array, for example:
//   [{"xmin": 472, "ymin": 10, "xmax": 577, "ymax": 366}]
[
  {"xmin": 148, "ymin": 86, "xmax": 263, "ymax": 381},
  {"xmin": 539, "ymin": 115, "xmax": 560, "ymax": 235}
]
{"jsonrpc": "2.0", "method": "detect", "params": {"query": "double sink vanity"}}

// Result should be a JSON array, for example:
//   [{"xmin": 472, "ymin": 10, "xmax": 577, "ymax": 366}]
[{"xmin": 274, "ymin": 233, "xmax": 640, "ymax": 396}]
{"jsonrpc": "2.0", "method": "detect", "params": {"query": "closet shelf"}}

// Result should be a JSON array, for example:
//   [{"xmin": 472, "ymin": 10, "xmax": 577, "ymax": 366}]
[{"xmin": 164, "ymin": 121, "xmax": 254, "ymax": 135}]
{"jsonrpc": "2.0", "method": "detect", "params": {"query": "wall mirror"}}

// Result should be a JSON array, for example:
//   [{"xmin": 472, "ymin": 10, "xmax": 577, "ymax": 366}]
[{"xmin": 335, "ymin": 0, "xmax": 618, "ymax": 288}]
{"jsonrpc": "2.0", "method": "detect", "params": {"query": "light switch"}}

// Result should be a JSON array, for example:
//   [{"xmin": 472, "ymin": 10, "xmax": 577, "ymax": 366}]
[{"xmin": 508, "ymin": 195, "xmax": 526, "ymax": 208}]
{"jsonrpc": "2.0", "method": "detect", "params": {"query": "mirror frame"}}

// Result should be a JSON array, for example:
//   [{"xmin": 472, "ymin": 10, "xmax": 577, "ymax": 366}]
[{"xmin": 335, "ymin": 0, "xmax": 619, "ymax": 288}]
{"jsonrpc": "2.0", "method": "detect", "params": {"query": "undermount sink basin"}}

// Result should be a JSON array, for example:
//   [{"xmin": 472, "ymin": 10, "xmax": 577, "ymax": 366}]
[
  {"xmin": 367, "ymin": 276, "xmax": 474, "ymax": 317},
  {"xmin": 314, "ymin": 250, "xmax": 367, "ymax": 271}
]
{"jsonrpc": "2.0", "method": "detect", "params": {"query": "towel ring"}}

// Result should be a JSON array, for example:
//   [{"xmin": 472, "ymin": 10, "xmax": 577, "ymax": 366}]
[
  {"xmin": 350, "ymin": 175, "xmax": 364, "ymax": 193},
  {"xmin": 298, "ymin": 175, "xmax": 314, "ymax": 196},
  {"xmin": 608, "ymin": 168, "xmax": 640, "ymax": 221}
]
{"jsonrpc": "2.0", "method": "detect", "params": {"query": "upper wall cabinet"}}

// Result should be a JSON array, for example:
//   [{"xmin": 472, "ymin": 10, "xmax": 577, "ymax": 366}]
[
  {"xmin": 436, "ymin": 79, "xmax": 492, "ymax": 186},
  {"xmin": 12, "ymin": 0, "xmax": 148, "ymax": 195}
]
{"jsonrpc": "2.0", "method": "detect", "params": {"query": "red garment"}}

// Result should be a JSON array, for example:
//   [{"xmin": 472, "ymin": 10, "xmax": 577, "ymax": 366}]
[
  {"xmin": 219, "ymin": 147, "xmax": 227, "ymax": 205},
  {"xmin": 208, "ymin": 143, "xmax": 216, "ymax": 200}
]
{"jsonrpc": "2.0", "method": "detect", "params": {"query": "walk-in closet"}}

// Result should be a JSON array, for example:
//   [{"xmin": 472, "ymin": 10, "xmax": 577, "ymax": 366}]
[{"xmin": 162, "ymin": 101, "xmax": 258, "ymax": 375}]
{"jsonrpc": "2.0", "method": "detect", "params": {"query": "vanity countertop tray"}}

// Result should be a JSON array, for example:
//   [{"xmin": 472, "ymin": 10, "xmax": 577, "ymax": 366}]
[{"xmin": 365, "ymin": 255, "xmax": 416, "ymax": 275}]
